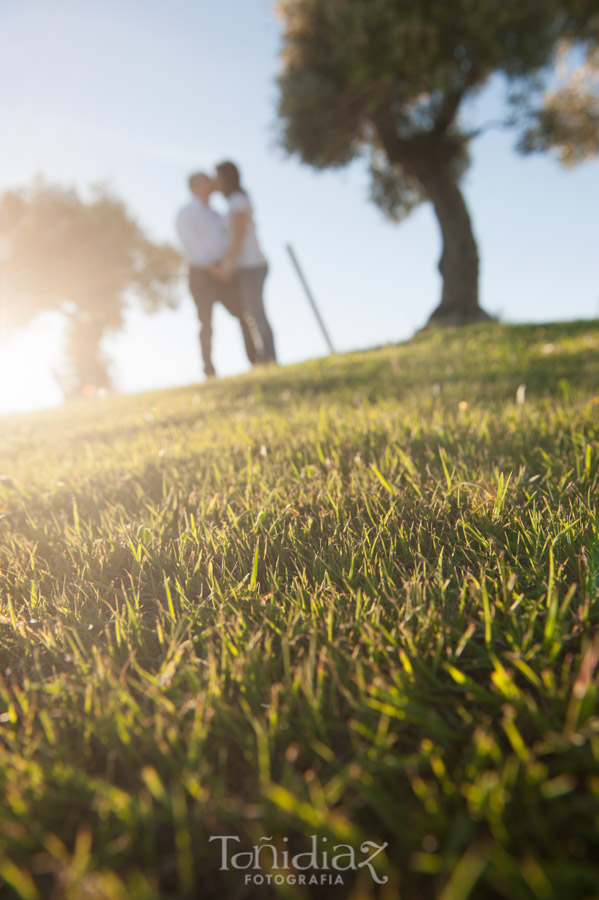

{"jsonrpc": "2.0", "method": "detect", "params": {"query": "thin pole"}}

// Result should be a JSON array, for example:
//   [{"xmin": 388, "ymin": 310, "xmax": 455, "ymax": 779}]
[{"xmin": 286, "ymin": 243, "xmax": 335, "ymax": 355}]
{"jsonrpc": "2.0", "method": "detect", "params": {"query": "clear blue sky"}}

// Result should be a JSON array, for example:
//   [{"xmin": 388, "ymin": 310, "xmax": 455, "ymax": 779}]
[{"xmin": 1, "ymin": 0, "xmax": 598, "ymax": 414}]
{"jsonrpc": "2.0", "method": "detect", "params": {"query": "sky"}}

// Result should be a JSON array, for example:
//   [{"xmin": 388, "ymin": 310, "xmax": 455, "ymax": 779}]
[{"xmin": 0, "ymin": 0, "xmax": 598, "ymax": 415}]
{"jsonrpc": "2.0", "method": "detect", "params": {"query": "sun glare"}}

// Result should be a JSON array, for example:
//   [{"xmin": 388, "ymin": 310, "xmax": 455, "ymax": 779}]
[{"xmin": 0, "ymin": 316, "xmax": 64, "ymax": 415}]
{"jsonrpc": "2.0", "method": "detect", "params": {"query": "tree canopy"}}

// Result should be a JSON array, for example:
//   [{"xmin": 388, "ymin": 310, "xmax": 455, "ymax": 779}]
[
  {"xmin": 521, "ymin": 40, "xmax": 599, "ymax": 165},
  {"xmin": 0, "ymin": 179, "xmax": 181, "ymax": 397},
  {"xmin": 276, "ymin": 0, "xmax": 599, "ymax": 324}
]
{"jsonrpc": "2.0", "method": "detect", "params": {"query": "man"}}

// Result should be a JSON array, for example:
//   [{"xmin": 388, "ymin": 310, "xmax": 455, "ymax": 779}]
[{"xmin": 176, "ymin": 172, "xmax": 256, "ymax": 377}]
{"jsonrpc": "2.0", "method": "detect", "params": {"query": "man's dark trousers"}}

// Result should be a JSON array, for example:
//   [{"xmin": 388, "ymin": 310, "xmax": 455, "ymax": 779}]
[{"xmin": 188, "ymin": 268, "xmax": 256, "ymax": 376}]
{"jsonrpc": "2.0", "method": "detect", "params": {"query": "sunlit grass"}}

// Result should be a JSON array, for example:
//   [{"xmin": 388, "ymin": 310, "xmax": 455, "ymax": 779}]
[{"xmin": 0, "ymin": 320, "xmax": 598, "ymax": 899}]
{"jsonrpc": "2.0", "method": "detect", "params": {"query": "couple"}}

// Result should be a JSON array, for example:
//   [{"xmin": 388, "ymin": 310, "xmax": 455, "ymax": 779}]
[{"xmin": 176, "ymin": 161, "xmax": 277, "ymax": 378}]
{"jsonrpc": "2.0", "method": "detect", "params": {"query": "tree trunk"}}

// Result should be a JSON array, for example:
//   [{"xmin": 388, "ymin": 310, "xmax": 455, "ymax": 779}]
[
  {"xmin": 373, "ymin": 113, "xmax": 493, "ymax": 327},
  {"xmin": 55, "ymin": 312, "xmax": 114, "ymax": 401},
  {"xmin": 418, "ymin": 161, "xmax": 492, "ymax": 327}
]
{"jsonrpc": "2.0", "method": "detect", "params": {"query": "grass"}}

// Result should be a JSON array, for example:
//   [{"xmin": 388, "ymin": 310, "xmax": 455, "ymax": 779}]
[{"xmin": 0, "ymin": 319, "xmax": 598, "ymax": 900}]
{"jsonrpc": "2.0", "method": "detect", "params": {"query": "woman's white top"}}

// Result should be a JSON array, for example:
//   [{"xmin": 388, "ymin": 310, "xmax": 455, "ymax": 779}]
[{"xmin": 227, "ymin": 191, "xmax": 267, "ymax": 269}]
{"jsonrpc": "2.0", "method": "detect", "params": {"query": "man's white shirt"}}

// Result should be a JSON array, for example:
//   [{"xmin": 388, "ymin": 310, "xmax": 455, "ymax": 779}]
[{"xmin": 176, "ymin": 199, "xmax": 228, "ymax": 267}]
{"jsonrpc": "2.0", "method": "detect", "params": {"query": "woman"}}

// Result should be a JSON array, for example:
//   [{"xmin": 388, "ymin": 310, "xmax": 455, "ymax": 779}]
[{"xmin": 211, "ymin": 161, "xmax": 277, "ymax": 364}]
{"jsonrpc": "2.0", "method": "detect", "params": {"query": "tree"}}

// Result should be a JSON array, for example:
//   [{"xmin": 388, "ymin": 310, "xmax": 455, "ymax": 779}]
[
  {"xmin": 0, "ymin": 179, "xmax": 181, "ymax": 398},
  {"xmin": 276, "ymin": 0, "xmax": 599, "ymax": 326},
  {"xmin": 520, "ymin": 40, "xmax": 599, "ymax": 166}
]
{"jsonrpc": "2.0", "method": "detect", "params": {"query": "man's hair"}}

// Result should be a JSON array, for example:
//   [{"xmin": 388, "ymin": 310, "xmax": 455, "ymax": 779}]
[{"xmin": 215, "ymin": 161, "xmax": 245, "ymax": 197}]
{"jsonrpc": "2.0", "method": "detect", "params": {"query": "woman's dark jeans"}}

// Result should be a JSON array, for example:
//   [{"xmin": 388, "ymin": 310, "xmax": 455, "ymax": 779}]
[{"xmin": 237, "ymin": 264, "xmax": 277, "ymax": 364}]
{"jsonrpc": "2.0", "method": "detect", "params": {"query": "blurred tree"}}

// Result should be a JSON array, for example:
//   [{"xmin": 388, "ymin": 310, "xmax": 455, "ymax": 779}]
[
  {"xmin": 0, "ymin": 179, "xmax": 181, "ymax": 399},
  {"xmin": 276, "ymin": 0, "xmax": 599, "ymax": 326},
  {"xmin": 519, "ymin": 41, "xmax": 599, "ymax": 166}
]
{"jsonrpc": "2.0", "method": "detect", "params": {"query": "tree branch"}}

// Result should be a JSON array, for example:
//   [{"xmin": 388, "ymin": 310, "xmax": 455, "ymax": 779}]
[
  {"xmin": 434, "ymin": 87, "xmax": 465, "ymax": 135},
  {"xmin": 467, "ymin": 116, "xmax": 519, "ymax": 140}
]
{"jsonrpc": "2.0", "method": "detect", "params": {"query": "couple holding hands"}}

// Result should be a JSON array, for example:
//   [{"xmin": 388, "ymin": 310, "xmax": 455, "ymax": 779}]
[{"xmin": 176, "ymin": 161, "xmax": 277, "ymax": 378}]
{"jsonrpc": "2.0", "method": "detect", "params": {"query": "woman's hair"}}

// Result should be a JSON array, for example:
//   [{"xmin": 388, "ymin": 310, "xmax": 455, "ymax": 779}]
[{"xmin": 215, "ymin": 161, "xmax": 245, "ymax": 197}]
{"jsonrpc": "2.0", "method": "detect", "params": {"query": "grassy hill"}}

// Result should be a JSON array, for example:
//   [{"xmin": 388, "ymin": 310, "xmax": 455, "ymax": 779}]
[{"xmin": 0, "ymin": 320, "xmax": 598, "ymax": 900}]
